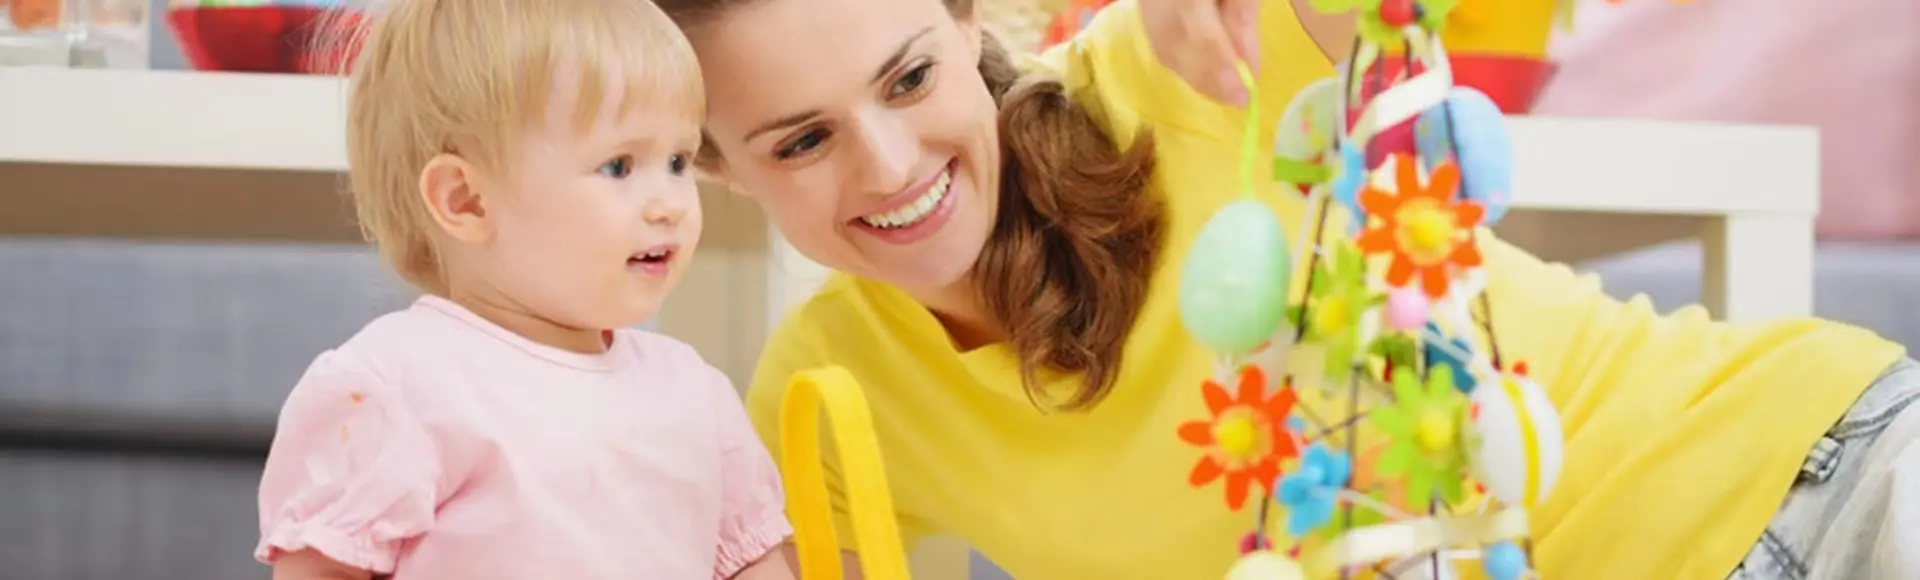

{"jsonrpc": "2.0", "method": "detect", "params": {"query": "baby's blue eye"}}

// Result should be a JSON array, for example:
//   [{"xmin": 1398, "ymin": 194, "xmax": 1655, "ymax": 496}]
[{"xmin": 598, "ymin": 156, "xmax": 633, "ymax": 178}]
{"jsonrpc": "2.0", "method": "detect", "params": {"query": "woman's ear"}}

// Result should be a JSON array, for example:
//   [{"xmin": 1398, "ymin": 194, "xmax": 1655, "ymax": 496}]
[
  {"xmin": 694, "ymin": 158, "xmax": 731, "ymax": 186},
  {"xmin": 418, "ymin": 153, "xmax": 494, "ymax": 244}
]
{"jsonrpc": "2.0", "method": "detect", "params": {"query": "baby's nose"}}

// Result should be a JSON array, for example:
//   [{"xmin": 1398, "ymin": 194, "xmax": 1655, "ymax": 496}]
[{"xmin": 642, "ymin": 193, "xmax": 690, "ymax": 225}]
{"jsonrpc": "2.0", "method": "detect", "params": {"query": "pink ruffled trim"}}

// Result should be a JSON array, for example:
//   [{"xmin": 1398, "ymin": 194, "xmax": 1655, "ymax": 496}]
[
  {"xmin": 713, "ymin": 514, "xmax": 795, "ymax": 579},
  {"xmin": 255, "ymin": 519, "xmax": 397, "ymax": 574}
]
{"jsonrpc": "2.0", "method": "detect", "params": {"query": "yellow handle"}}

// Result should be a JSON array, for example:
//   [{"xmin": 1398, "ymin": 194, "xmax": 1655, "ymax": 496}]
[{"xmin": 780, "ymin": 366, "xmax": 913, "ymax": 580}]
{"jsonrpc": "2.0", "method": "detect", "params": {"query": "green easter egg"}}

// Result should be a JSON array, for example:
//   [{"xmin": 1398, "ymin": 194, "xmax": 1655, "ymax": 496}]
[{"xmin": 1179, "ymin": 199, "xmax": 1294, "ymax": 354}]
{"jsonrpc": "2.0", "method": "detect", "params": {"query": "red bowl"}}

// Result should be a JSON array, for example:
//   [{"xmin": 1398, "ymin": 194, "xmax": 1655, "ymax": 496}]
[{"xmin": 167, "ymin": 6, "xmax": 366, "ymax": 75}]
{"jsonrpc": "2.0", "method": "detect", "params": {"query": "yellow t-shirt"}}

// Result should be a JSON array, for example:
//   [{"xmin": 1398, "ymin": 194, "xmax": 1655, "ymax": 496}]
[{"xmin": 746, "ymin": 1, "xmax": 1908, "ymax": 578}]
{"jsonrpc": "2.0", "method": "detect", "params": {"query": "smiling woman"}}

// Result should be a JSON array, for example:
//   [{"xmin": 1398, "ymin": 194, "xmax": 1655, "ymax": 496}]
[{"xmin": 663, "ymin": 0, "xmax": 1163, "ymax": 409}]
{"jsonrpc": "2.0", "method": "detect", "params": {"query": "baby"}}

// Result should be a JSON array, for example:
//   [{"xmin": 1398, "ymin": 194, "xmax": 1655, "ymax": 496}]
[{"xmin": 252, "ymin": 0, "xmax": 793, "ymax": 578}]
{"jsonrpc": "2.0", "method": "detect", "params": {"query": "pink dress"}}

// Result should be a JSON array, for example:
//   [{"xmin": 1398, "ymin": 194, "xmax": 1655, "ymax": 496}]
[{"xmin": 254, "ymin": 296, "xmax": 791, "ymax": 579}]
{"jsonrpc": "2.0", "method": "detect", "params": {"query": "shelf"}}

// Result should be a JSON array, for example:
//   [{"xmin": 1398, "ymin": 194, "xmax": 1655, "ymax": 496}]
[
  {"xmin": 0, "ymin": 67, "xmax": 1819, "ymax": 238},
  {"xmin": 0, "ymin": 68, "xmax": 348, "ymax": 172}
]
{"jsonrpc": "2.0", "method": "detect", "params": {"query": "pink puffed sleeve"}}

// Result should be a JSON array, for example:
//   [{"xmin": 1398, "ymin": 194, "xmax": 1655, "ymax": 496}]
[
  {"xmin": 708, "ymin": 365, "xmax": 794, "ymax": 579},
  {"xmin": 254, "ymin": 351, "xmax": 442, "ymax": 573}
]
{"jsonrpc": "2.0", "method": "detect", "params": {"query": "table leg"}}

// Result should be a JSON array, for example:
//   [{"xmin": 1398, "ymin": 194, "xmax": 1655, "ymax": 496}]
[{"xmin": 1701, "ymin": 214, "xmax": 1815, "ymax": 323}]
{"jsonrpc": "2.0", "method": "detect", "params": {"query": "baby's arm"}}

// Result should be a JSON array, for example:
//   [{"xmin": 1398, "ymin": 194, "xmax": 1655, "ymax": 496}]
[
  {"xmin": 729, "ymin": 544, "xmax": 800, "ymax": 580},
  {"xmin": 705, "ymin": 364, "xmax": 798, "ymax": 580},
  {"xmin": 271, "ymin": 550, "xmax": 373, "ymax": 580},
  {"xmin": 255, "ymin": 352, "xmax": 442, "ymax": 576}
]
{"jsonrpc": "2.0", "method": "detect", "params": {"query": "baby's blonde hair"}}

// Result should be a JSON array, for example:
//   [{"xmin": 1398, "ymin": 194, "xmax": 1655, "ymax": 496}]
[{"xmin": 337, "ymin": 0, "xmax": 703, "ymax": 295}]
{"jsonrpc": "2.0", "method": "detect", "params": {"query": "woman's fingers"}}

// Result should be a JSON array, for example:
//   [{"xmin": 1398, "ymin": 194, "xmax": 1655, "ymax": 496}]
[
  {"xmin": 1139, "ymin": 0, "xmax": 1264, "ymax": 107},
  {"xmin": 1221, "ymin": 0, "xmax": 1262, "ymax": 70}
]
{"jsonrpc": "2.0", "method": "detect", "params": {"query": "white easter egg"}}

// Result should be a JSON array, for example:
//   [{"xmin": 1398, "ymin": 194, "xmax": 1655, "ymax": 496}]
[
  {"xmin": 1470, "ymin": 374, "xmax": 1565, "ymax": 507},
  {"xmin": 1225, "ymin": 551, "xmax": 1307, "ymax": 580},
  {"xmin": 1274, "ymin": 78, "xmax": 1343, "ymax": 166}
]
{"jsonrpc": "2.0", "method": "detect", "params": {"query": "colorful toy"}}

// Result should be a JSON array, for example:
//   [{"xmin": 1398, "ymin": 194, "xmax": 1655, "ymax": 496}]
[
  {"xmin": 1184, "ymin": 2, "xmax": 1577, "ymax": 578},
  {"xmin": 779, "ymin": 367, "xmax": 913, "ymax": 580}
]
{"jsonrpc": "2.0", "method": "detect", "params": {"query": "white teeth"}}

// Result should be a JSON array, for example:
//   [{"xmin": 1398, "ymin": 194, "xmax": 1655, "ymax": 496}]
[{"xmin": 860, "ymin": 169, "xmax": 951, "ymax": 229}]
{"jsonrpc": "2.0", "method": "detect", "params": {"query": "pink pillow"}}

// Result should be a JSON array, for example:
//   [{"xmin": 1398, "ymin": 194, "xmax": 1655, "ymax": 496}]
[{"xmin": 1534, "ymin": 0, "xmax": 1920, "ymax": 240}]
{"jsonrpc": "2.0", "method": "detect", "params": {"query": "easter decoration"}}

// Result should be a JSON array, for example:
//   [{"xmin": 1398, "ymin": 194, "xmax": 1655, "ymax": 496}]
[
  {"xmin": 1178, "ymin": 0, "xmax": 1565, "ymax": 579},
  {"xmin": 779, "ymin": 366, "xmax": 914, "ymax": 580}
]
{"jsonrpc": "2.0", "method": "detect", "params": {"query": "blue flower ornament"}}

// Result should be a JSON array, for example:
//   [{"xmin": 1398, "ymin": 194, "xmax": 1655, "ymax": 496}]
[
  {"xmin": 1275, "ymin": 443, "xmax": 1353, "ymax": 536},
  {"xmin": 1329, "ymin": 141, "xmax": 1369, "ymax": 234}
]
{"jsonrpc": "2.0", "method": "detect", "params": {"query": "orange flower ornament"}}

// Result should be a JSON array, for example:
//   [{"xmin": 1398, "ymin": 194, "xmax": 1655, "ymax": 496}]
[
  {"xmin": 1355, "ymin": 156, "xmax": 1486, "ymax": 298},
  {"xmin": 1177, "ymin": 365, "xmax": 1301, "ymax": 511}
]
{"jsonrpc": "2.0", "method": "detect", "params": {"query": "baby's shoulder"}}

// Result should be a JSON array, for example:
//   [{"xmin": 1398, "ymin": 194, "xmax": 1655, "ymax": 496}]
[
  {"xmin": 329, "ymin": 303, "xmax": 472, "ymax": 366},
  {"xmin": 615, "ymin": 329, "xmax": 728, "ymax": 387},
  {"xmin": 294, "ymin": 301, "xmax": 496, "ymax": 398}
]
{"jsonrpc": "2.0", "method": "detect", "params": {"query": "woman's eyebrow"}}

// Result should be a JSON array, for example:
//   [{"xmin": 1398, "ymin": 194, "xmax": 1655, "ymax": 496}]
[
  {"xmin": 742, "ymin": 26, "xmax": 935, "ymax": 144},
  {"xmin": 869, "ymin": 27, "xmax": 934, "ymax": 84}
]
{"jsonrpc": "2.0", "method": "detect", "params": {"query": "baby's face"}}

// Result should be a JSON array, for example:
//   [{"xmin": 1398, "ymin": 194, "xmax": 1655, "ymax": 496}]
[{"xmin": 481, "ymin": 81, "xmax": 705, "ymax": 333}]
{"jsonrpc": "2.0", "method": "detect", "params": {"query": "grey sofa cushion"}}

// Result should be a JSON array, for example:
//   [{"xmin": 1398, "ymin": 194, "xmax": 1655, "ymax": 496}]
[
  {"xmin": 1582, "ymin": 241, "xmax": 1920, "ymax": 350},
  {"xmin": 0, "ymin": 239, "xmax": 412, "ymax": 442},
  {"xmin": 0, "ymin": 450, "xmax": 265, "ymax": 579}
]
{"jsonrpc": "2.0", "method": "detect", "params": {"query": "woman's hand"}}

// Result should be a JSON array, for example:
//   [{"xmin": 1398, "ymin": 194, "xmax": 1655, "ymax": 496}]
[
  {"xmin": 1138, "ymin": 0, "xmax": 1264, "ymax": 107},
  {"xmin": 1138, "ymin": 0, "xmax": 1357, "ymax": 107}
]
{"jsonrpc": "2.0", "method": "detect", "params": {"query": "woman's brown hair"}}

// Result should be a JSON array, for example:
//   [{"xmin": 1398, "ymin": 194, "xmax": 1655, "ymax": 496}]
[{"xmin": 661, "ymin": 0, "xmax": 1164, "ymax": 411}]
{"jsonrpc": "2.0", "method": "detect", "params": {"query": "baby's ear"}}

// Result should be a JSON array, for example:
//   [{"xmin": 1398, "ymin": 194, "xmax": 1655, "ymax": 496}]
[{"xmin": 418, "ymin": 153, "xmax": 494, "ymax": 243}]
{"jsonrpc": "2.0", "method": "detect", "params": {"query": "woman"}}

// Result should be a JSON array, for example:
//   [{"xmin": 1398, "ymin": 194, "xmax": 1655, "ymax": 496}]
[{"xmin": 655, "ymin": 0, "xmax": 1917, "ymax": 577}]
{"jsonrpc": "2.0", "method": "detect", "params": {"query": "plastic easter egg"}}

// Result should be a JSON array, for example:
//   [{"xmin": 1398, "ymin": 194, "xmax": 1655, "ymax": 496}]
[
  {"xmin": 1415, "ymin": 87, "xmax": 1513, "ymax": 225},
  {"xmin": 1470, "ymin": 373, "xmax": 1566, "ymax": 507},
  {"xmin": 1273, "ymin": 78, "xmax": 1343, "ymax": 170},
  {"xmin": 1482, "ymin": 541, "xmax": 1530, "ymax": 580},
  {"xmin": 1180, "ymin": 199, "xmax": 1293, "ymax": 354},
  {"xmin": 1225, "ymin": 551, "xmax": 1307, "ymax": 580},
  {"xmin": 1384, "ymin": 287, "xmax": 1429, "ymax": 332}
]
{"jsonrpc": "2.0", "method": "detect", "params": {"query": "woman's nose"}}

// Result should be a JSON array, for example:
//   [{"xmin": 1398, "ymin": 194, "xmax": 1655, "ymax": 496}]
[{"xmin": 847, "ymin": 108, "xmax": 918, "ymax": 194}]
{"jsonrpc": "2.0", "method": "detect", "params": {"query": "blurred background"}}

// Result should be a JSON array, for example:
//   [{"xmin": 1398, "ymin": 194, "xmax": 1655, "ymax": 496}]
[{"xmin": 0, "ymin": 0, "xmax": 1914, "ymax": 578}]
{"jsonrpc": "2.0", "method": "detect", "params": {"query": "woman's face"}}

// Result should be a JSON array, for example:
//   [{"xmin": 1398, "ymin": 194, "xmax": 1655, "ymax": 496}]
[{"xmin": 687, "ymin": 0, "xmax": 1001, "ymax": 301}]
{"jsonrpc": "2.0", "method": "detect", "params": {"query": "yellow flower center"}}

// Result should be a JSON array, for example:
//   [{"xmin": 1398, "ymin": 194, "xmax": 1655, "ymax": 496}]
[
  {"xmin": 1402, "ymin": 205, "xmax": 1455, "ymax": 255},
  {"xmin": 1414, "ymin": 411, "xmax": 1456, "ymax": 452},
  {"xmin": 1312, "ymin": 294, "xmax": 1352, "ymax": 335},
  {"xmin": 1213, "ymin": 415, "xmax": 1261, "ymax": 459}
]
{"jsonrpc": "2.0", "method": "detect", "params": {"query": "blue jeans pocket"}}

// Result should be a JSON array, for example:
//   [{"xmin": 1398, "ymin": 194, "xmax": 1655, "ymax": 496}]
[{"xmin": 1729, "ymin": 359, "xmax": 1920, "ymax": 580}]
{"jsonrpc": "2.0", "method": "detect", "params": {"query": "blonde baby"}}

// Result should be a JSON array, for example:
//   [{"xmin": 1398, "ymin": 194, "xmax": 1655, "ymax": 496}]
[{"xmin": 252, "ymin": 0, "xmax": 794, "ymax": 578}]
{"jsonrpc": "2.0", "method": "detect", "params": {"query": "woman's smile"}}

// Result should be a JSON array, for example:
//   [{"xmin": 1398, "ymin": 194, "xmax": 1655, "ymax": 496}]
[{"xmin": 850, "ymin": 158, "xmax": 959, "ymax": 245}]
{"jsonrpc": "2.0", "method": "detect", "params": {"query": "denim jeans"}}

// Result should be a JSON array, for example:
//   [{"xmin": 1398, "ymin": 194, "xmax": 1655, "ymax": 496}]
[{"xmin": 1730, "ymin": 358, "xmax": 1920, "ymax": 580}]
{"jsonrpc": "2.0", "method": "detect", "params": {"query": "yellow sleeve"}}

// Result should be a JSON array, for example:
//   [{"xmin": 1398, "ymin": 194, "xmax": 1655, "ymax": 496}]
[
  {"xmin": 1473, "ymin": 229, "xmax": 1896, "ymax": 420},
  {"xmin": 744, "ymin": 296, "xmax": 933, "ymax": 558},
  {"xmin": 1473, "ymin": 232, "xmax": 1697, "ymax": 391},
  {"xmin": 1025, "ymin": 0, "xmax": 1336, "ymax": 143}
]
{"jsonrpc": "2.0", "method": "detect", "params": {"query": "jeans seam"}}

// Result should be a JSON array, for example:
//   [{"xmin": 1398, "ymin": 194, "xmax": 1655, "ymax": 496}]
[
  {"xmin": 1759, "ymin": 530, "xmax": 1808, "ymax": 579},
  {"xmin": 1829, "ymin": 388, "xmax": 1920, "ymax": 441}
]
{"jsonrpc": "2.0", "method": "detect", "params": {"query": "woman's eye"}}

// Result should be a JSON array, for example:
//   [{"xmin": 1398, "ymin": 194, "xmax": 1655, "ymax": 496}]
[
  {"xmin": 597, "ymin": 155, "xmax": 633, "ymax": 178},
  {"xmin": 889, "ymin": 62, "xmax": 934, "ymax": 98},
  {"xmin": 668, "ymin": 153, "xmax": 689, "ymax": 175},
  {"xmin": 775, "ymin": 128, "xmax": 830, "ymax": 160}
]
